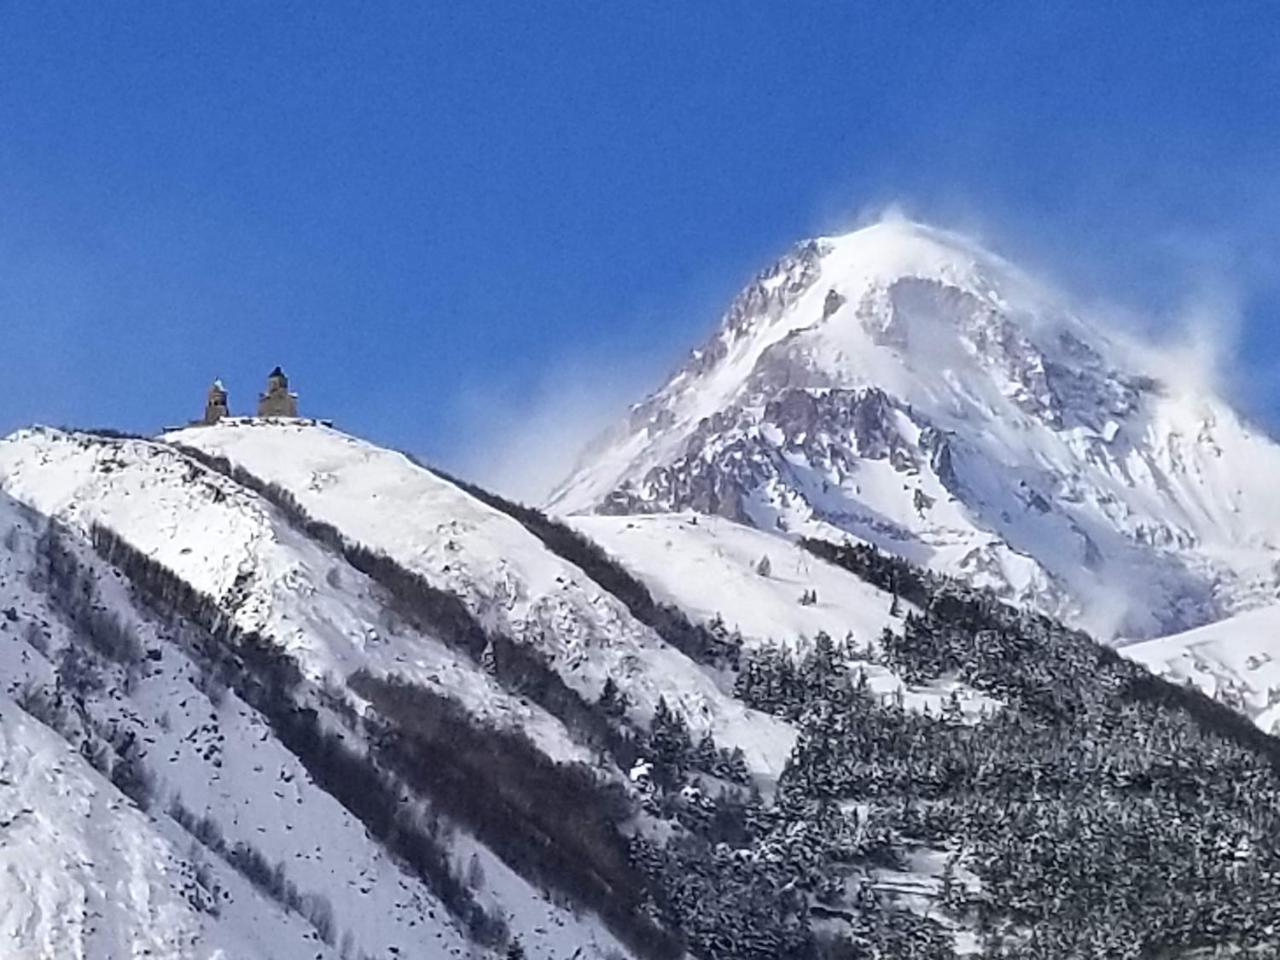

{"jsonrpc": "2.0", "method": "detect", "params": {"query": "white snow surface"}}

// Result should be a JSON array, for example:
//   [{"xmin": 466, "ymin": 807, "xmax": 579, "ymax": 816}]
[
  {"xmin": 0, "ymin": 691, "xmax": 337, "ymax": 960},
  {"xmin": 572, "ymin": 512, "xmax": 998, "ymax": 719},
  {"xmin": 574, "ymin": 512, "xmax": 896, "ymax": 648},
  {"xmin": 551, "ymin": 218, "xmax": 1280, "ymax": 643},
  {"xmin": 0, "ymin": 430, "xmax": 637, "ymax": 960},
  {"xmin": 1126, "ymin": 604, "xmax": 1280, "ymax": 735},
  {"xmin": 167, "ymin": 418, "xmax": 795, "ymax": 777}
]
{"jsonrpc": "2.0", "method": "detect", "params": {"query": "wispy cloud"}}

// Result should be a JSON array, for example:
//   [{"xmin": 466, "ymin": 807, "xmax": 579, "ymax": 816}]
[{"xmin": 443, "ymin": 347, "xmax": 671, "ymax": 505}]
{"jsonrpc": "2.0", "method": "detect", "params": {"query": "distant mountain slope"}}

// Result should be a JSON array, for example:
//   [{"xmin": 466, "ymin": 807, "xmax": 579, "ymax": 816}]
[
  {"xmin": 552, "ymin": 218, "xmax": 1280, "ymax": 641},
  {"xmin": 1127, "ymin": 604, "xmax": 1280, "ymax": 734},
  {"xmin": 570, "ymin": 512, "xmax": 997, "ymax": 718}
]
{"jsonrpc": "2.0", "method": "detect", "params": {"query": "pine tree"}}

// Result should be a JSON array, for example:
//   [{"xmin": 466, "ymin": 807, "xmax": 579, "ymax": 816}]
[
  {"xmin": 598, "ymin": 676, "xmax": 627, "ymax": 719},
  {"xmin": 693, "ymin": 732, "xmax": 719, "ymax": 772},
  {"xmin": 942, "ymin": 689, "xmax": 964, "ymax": 726},
  {"xmin": 649, "ymin": 696, "xmax": 693, "ymax": 787}
]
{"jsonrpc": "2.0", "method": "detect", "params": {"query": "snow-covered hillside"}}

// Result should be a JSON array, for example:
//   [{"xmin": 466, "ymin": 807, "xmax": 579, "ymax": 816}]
[
  {"xmin": 0, "ymin": 690, "xmax": 334, "ymax": 960},
  {"xmin": 1126, "ymin": 605, "xmax": 1280, "ymax": 734},
  {"xmin": 3, "ymin": 231, "xmax": 1279, "ymax": 951},
  {"xmin": 3, "ymin": 406, "xmax": 1280, "ymax": 956},
  {"xmin": 167, "ymin": 418, "xmax": 794, "ymax": 776},
  {"xmin": 551, "ymin": 217, "xmax": 1280, "ymax": 642},
  {"xmin": 571, "ymin": 512, "xmax": 997, "ymax": 719},
  {"xmin": 0, "ymin": 429, "xmax": 638, "ymax": 960},
  {"xmin": 0, "ymin": 427, "xmax": 587, "ymax": 765}
]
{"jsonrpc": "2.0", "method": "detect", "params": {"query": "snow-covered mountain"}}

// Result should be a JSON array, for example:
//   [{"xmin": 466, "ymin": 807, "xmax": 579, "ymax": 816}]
[
  {"xmin": 1126, "ymin": 604, "xmax": 1280, "ymax": 734},
  {"xmin": 6, "ymin": 219, "xmax": 1280, "ymax": 958},
  {"xmin": 0, "ymin": 421, "xmax": 980, "ymax": 959},
  {"xmin": 0, "ymin": 429, "xmax": 631, "ymax": 960},
  {"xmin": 5, "ymin": 408, "xmax": 1280, "ymax": 955},
  {"xmin": 551, "ymin": 218, "xmax": 1280, "ymax": 641}
]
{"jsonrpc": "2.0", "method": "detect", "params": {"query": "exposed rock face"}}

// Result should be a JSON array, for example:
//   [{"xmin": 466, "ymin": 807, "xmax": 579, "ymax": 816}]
[
  {"xmin": 550, "ymin": 219, "xmax": 1280, "ymax": 641},
  {"xmin": 256, "ymin": 367, "xmax": 299, "ymax": 418}
]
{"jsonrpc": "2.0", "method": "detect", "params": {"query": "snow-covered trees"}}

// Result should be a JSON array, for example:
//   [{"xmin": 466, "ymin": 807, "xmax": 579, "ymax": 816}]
[{"xmin": 628, "ymin": 537, "xmax": 1280, "ymax": 958}]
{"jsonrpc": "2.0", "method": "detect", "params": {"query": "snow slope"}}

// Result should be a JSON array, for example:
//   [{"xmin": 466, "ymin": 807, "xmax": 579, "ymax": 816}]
[
  {"xmin": 0, "ymin": 431, "xmax": 635, "ymax": 960},
  {"xmin": 572, "ymin": 511, "xmax": 998, "ymax": 719},
  {"xmin": 1126, "ymin": 604, "xmax": 1280, "ymax": 735},
  {"xmin": 573, "ymin": 512, "xmax": 897, "ymax": 649},
  {"xmin": 0, "ymin": 691, "xmax": 339, "ymax": 960},
  {"xmin": 551, "ymin": 217, "xmax": 1280, "ymax": 642},
  {"xmin": 0, "ymin": 426, "xmax": 586, "ymax": 765},
  {"xmin": 167, "ymin": 418, "xmax": 795, "ymax": 776},
  {"xmin": 1, "ymin": 420, "xmax": 991, "ymax": 958}
]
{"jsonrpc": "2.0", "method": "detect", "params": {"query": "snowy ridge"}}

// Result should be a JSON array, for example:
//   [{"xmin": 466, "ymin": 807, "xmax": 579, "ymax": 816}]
[
  {"xmin": 0, "ymin": 406, "xmax": 1274, "ymax": 955},
  {"xmin": 0, "ymin": 427, "xmax": 587, "ymax": 765},
  {"xmin": 167, "ymin": 419, "xmax": 795, "ymax": 776},
  {"xmin": 0, "ymin": 430, "xmax": 636, "ymax": 960},
  {"xmin": 552, "ymin": 218, "xmax": 1280, "ymax": 642}
]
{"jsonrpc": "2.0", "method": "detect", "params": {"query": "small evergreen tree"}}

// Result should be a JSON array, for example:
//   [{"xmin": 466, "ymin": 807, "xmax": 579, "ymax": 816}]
[
  {"xmin": 598, "ymin": 676, "xmax": 628, "ymax": 719},
  {"xmin": 648, "ymin": 696, "xmax": 693, "ymax": 788}
]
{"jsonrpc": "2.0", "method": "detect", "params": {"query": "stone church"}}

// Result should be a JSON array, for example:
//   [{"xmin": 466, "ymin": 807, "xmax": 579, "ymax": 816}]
[
  {"xmin": 193, "ymin": 367, "xmax": 302, "ymax": 425},
  {"xmin": 257, "ymin": 366, "xmax": 299, "ymax": 418}
]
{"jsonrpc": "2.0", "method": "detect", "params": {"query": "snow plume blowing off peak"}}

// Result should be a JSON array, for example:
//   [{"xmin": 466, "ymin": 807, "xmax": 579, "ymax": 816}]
[{"xmin": 550, "ymin": 217, "xmax": 1280, "ymax": 642}]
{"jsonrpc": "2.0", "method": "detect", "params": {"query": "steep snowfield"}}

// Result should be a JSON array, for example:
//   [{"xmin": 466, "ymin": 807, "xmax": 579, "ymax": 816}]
[
  {"xmin": 0, "ymin": 433, "xmax": 635, "ymax": 960},
  {"xmin": 2, "ymin": 421, "xmax": 992, "ymax": 958},
  {"xmin": 572, "ymin": 512, "xmax": 998, "ymax": 719},
  {"xmin": 167, "ymin": 418, "xmax": 796, "ymax": 775},
  {"xmin": 1126, "ymin": 605, "xmax": 1280, "ymax": 735},
  {"xmin": 552, "ymin": 218, "xmax": 1280, "ymax": 641},
  {"xmin": 0, "ymin": 693, "xmax": 339, "ymax": 960},
  {"xmin": 574, "ymin": 512, "xmax": 897, "ymax": 647},
  {"xmin": 0, "ymin": 427, "xmax": 586, "ymax": 765},
  {"xmin": 0, "ymin": 492, "xmax": 341, "ymax": 959}
]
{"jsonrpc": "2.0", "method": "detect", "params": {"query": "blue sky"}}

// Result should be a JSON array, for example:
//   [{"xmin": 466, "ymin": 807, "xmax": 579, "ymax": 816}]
[{"xmin": 2, "ymin": 2, "xmax": 1278, "ymax": 497}]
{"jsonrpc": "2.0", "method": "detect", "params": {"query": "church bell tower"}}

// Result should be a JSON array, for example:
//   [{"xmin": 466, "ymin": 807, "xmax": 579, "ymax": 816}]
[{"xmin": 257, "ymin": 366, "xmax": 300, "ymax": 418}]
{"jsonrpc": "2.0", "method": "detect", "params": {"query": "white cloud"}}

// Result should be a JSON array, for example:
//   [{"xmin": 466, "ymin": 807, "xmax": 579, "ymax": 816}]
[{"xmin": 444, "ymin": 349, "xmax": 669, "ymax": 505}]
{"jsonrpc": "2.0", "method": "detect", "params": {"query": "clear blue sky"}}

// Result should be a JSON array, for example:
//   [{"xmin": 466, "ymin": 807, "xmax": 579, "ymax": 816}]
[{"xmin": 2, "ymin": 2, "xmax": 1278, "ymax": 497}]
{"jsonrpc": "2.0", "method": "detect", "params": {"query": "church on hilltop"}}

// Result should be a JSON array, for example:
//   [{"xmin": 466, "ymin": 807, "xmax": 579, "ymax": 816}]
[
  {"xmin": 256, "ymin": 366, "xmax": 299, "ymax": 418},
  {"xmin": 201, "ymin": 379, "xmax": 230, "ymax": 425},
  {"xmin": 194, "ymin": 366, "xmax": 304, "ymax": 425}
]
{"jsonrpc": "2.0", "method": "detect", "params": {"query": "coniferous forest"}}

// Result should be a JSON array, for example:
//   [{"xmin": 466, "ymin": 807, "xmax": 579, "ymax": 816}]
[
  {"xmin": 314, "ymin": 458, "xmax": 1280, "ymax": 958},
  {"xmin": 629, "ymin": 540, "xmax": 1280, "ymax": 959}
]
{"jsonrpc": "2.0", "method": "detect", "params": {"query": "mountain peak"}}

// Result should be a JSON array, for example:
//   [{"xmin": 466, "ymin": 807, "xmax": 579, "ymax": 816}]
[
  {"xmin": 819, "ymin": 217, "xmax": 995, "ymax": 275},
  {"xmin": 551, "ymin": 224, "xmax": 1280, "ymax": 641}
]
